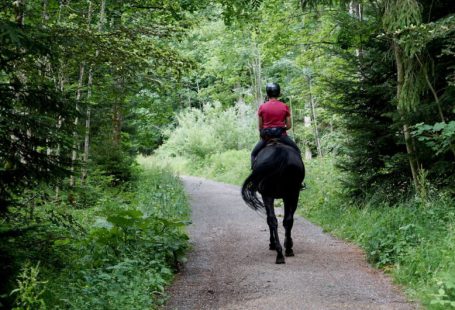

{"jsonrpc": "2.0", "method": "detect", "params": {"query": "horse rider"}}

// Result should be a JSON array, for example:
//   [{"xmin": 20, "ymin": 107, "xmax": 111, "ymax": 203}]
[{"xmin": 251, "ymin": 82, "xmax": 301, "ymax": 169}]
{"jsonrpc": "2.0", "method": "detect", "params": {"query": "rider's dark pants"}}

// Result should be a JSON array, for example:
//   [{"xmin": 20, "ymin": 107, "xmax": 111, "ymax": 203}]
[{"xmin": 251, "ymin": 135, "xmax": 301, "ymax": 167}]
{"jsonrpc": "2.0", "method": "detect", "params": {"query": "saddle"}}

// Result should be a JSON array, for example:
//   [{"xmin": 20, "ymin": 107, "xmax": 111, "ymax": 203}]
[
  {"xmin": 264, "ymin": 138, "xmax": 282, "ymax": 146},
  {"xmin": 260, "ymin": 127, "xmax": 285, "ymax": 141}
]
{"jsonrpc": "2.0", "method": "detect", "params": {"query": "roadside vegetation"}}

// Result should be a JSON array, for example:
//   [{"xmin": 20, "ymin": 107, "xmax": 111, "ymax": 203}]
[
  {"xmin": 1, "ymin": 166, "xmax": 189, "ymax": 308},
  {"xmin": 1, "ymin": 0, "xmax": 198, "ymax": 307},
  {"xmin": 301, "ymin": 158, "xmax": 455, "ymax": 309},
  {"xmin": 2, "ymin": 0, "xmax": 454, "ymax": 309}
]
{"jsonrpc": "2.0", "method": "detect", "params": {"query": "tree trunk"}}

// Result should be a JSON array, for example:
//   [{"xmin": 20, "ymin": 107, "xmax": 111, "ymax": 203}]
[
  {"xmin": 250, "ymin": 35, "xmax": 263, "ymax": 107},
  {"xmin": 81, "ymin": 0, "xmax": 97, "ymax": 183},
  {"xmin": 308, "ymin": 77, "xmax": 323, "ymax": 158},
  {"xmin": 98, "ymin": 0, "xmax": 106, "ymax": 30},
  {"xmin": 349, "ymin": 1, "xmax": 362, "ymax": 20},
  {"xmin": 289, "ymin": 98, "xmax": 296, "ymax": 139},
  {"xmin": 87, "ymin": 1, "xmax": 93, "ymax": 30},
  {"xmin": 112, "ymin": 76, "xmax": 124, "ymax": 147},
  {"xmin": 349, "ymin": 2, "xmax": 364, "ymax": 62},
  {"xmin": 42, "ymin": 0, "xmax": 49, "ymax": 23},
  {"xmin": 81, "ymin": 66, "xmax": 93, "ymax": 183},
  {"xmin": 70, "ymin": 64, "xmax": 85, "ymax": 187},
  {"xmin": 112, "ymin": 103, "xmax": 122, "ymax": 146},
  {"xmin": 57, "ymin": 0, "xmax": 64, "ymax": 24},
  {"xmin": 55, "ymin": 71, "xmax": 65, "ymax": 199},
  {"xmin": 303, "ymin": 115, "xmax": 313, "ymax": 160},
  {"xmin": 14, "ymin": 0, "xmax": 26, "ymax": 26},
  {"xmin": 394, "ymin": 43, "xmax": 420, "ymax": 189}
]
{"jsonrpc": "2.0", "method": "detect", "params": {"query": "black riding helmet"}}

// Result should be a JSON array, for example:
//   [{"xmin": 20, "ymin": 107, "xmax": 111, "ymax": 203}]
[{"xmin": 266, "ymin": 82, "xmax": 280, "ymax": 98}]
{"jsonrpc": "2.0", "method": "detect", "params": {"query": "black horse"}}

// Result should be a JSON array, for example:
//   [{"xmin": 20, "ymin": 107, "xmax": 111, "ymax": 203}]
[{"xmin": 242, "ymin": 141, "xmax": 305, "ymax": 264}]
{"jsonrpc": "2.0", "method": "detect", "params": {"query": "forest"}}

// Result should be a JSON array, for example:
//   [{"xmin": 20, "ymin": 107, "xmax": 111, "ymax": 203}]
[{"xmin": 1, "ymin": 0, "xmax": 454, "ymax": 308}]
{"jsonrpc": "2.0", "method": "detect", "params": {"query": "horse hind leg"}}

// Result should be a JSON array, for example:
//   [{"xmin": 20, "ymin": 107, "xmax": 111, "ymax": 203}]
[
  {"xmin": 283, "ymin": 194, "xmax": 299, "ymax": 257},
  {"xmin": 263, "ymin": 196, "xmax": 285, "ymax": 264},
  {"xmin": 269, "ymin": 228, "xmax": 276, "ymax": 250},
  {"xmin": 263, "ymin": 198, "xmax": 276, "ymax": 250},
  {"xmin": 283, "ymin": 214, "xmax": 294, "ymax": 257},
  {"xmin": 284, "ymin": 237, "xmax": 294, "ymax": 257},
  {"xmin": 267, "ymin": 216, "xmax": 285, "ymax": 264}
]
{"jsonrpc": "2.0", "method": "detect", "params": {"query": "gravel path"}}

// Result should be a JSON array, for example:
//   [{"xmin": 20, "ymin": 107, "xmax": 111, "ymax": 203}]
[{"xmin": 165, "ymin": 176, "xmax": 417, "ymax": 310}]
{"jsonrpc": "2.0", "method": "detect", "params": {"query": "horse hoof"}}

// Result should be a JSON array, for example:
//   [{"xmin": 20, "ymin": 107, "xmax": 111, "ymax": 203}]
[
  {"xmin": 285, "ymin": 249, "xmax": 294, "ymax": 257},
  {"xmin": 269, "ymin": 244, "xmax": 276, "ymax": 250},
  {"xmin": 276, "ymin": 253, "xmax": 285, "ymax": 264},
  {"xmin": 276, "ymin": 257, "xmax": 285, "ymax": 264}
]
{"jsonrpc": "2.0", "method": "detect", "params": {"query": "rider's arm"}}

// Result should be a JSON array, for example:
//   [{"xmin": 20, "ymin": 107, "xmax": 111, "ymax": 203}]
[
  {"xmin": 285, "ymin": 116, "xmax": 292, "ymax": 130},
  {"xmin": 258, "ymin": 116, "xmax": 264, "ymax": 130}
]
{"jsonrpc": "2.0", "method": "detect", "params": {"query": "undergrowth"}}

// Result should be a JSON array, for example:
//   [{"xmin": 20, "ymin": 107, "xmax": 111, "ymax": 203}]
[
  {"xmin": 299, "ymin": 157, "xmax": 455, "ymax": 309},
  {"xmin": 0, "ymin": 165, "xmax": 189, "ymax": 309}
]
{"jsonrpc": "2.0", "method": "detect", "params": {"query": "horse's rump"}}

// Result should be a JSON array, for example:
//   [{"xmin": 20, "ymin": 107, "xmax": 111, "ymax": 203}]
[{"xmin": 242, "ymin": 143, "xmax": 304, "ymax": 212}]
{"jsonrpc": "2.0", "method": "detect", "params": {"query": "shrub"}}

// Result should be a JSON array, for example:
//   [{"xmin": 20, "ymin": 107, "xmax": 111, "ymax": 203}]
[
  {"xmin": 156, "ymin": 102, "xmax": 257, "ymax": 161},
  {"xmin": 2, "ymin": 165, "xmax": 190, "ymax": 309},
  {"xmin": 10, "ymin": 262, "xmax": 47, "ymax": 310},
  {"xmin": 430, "ymin": 271, "xmax": 455, "ymax": 309},
  {"xmin": 299, "ymin": 157, "xmax": 455, "ymax": 307},
  {"xmin": 202, "ymin": 149, "xmax": 250, "ymax": 185}
]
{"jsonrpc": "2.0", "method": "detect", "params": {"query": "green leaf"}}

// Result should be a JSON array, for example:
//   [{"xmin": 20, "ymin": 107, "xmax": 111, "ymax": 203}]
[
  {"xmin": 433, "ymin": 122, "xmax": 446, "ymax": 132},
  {"xmin": 54, "ymin": 239, "xmax": 71, "ymax": 246}
]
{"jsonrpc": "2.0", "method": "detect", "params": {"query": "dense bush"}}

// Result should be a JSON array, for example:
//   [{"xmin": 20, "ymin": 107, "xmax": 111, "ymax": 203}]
[
  {"xmin": 1, "ymin": 165, "xmax": 189, "ymax": 309},
  {"xmin": 150, "ymin": 101, "xmax": 259, "ymax": 185},
  {"xmin": 299, "ymin": 157, "xmax": 455, "ymax": 308},
  {"xmin": 156, "ymin": 101, "xmax": 257, "ymax": 161}
]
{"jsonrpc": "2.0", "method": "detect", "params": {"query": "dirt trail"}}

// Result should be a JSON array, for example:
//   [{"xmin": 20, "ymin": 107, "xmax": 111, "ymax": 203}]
[{"xmin": 165, "ymin": 176, "xmax": 417, "ymax": 310}]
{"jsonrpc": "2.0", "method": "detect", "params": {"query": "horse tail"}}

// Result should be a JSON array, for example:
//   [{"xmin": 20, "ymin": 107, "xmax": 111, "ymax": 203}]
[
  {"xmin": 241, "ymin": 147, "xmax": 289, "ymax": 213},
  {"xmin": 241, "ymin": 173, "xmax": 265, "ymax": 213}
]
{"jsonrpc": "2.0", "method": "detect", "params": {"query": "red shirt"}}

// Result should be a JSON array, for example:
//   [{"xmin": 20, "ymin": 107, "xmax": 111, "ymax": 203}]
[{"xmin": 258, "ymin": 99, "xmax": 290, "ymax": 130}]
